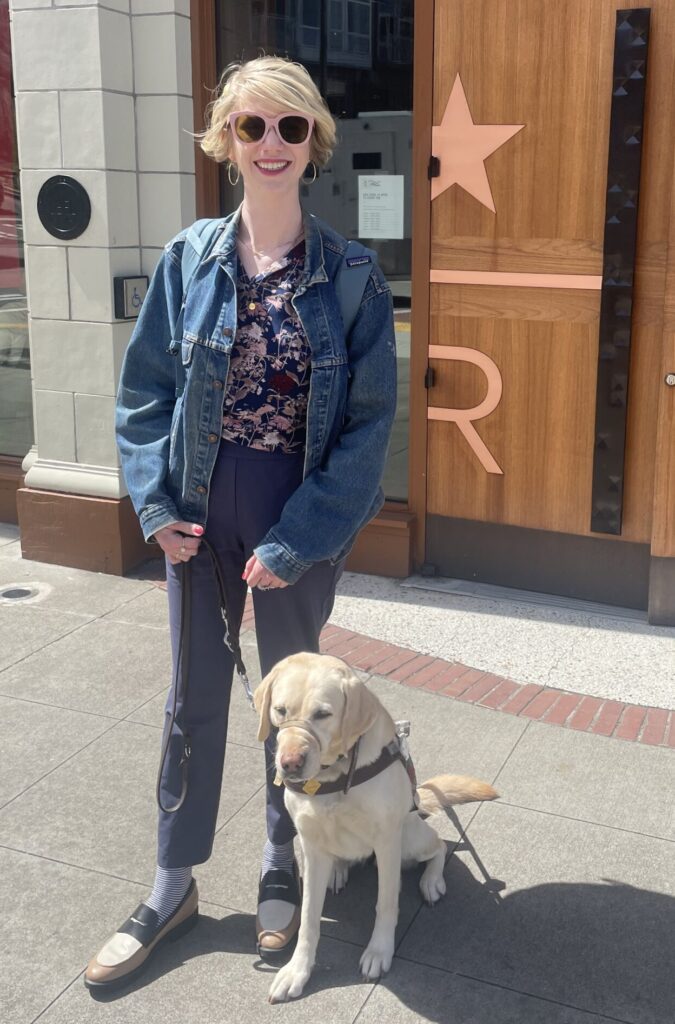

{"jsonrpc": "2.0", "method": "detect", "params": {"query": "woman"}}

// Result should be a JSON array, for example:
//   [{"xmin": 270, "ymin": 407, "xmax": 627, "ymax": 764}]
[{"xmin": 85, "ymin": 55, "xmax": 396, "ymax": 990}]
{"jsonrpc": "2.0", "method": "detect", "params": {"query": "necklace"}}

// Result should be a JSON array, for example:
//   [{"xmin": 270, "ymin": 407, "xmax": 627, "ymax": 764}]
[{"xmin": 239, "ymin": 229, "xmax": 303, "ymax": 259}]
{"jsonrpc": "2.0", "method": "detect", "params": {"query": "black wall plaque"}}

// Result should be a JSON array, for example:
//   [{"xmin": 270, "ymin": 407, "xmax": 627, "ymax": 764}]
[
  {"xmin": 591, "ymin": 9, "xmax": 650, "ymax": 535},
  {"xmin": 37, "ymin": 176, "xmax": 91, "ymax": 240}
]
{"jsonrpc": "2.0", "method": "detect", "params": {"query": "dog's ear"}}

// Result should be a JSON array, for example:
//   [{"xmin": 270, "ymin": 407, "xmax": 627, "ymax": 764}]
[
  {"xmin": 339, "ymin": 670, "xmax": 381, "ymax": 753},
  {"xmin": 253, "ymin": 664, "xmax": 280, "ymax": 743}
]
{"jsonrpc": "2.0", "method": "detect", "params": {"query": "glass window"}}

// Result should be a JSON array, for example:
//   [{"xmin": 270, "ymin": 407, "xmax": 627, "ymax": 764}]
[
  {"xmin": 329, "ymin": 0, "xmax": 342, "ymax": 30},
  {"xmin": 302, "ymin": 26, "xmax": 320, "ymax": 47},
  {"xmin": 347, "ymin": 1, "xmax": 370, "ymax": 36},
  {"xmin": 215, "ymin": 0, "xmax": 412, "ymax": 502},
  {"xmin": 348, "ymin": 33, "xmax": 370, "ymax": 55},
  {"xmin": 0, "ymin": 0, "xmax": 32, "ymax": 458},
  {"xmin": 301, "ymin": 0, "xmax": 320, "ymax": 26}
]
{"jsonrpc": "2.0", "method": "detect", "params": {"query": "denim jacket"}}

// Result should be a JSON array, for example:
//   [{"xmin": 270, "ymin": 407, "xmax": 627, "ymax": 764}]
[{"xmin": 115, "ymin": 206, "xmax": 397, "ymax": 584}]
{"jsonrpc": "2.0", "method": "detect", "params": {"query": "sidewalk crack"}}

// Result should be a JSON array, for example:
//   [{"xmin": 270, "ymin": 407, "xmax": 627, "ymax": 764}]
[
  {"xmin": 30, "ymin": 968, "xmax": 85, "ymax": 1024},
  {"xmin": 488, "ymin": 718, "xmax": 531, "ymax": 792},
  {"xmin": 0, "ymin": 615, "xmax": 96, "ymax": 679},
  {"xmin": 0, "ymin": 717, "xmax": 121, "ymax": 815},
  {"xmin": 350, "ymin": 980, "xmax": 381, "ymax": 1024}
]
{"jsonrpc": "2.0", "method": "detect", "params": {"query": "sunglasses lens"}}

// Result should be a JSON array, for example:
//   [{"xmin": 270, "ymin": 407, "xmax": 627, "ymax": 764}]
[
  {"xmin": 279, "ymin": 115, "xmax": 311, "ymax": 144},
  {"xmin": 233, "ymin": 115, "xmax": 266, "ymax": 143}
]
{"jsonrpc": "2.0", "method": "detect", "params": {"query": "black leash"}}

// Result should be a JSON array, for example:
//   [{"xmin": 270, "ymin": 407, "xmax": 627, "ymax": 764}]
[{"xmin": 156, "ymin": 536, "xmax": 255, "ymax": 815}]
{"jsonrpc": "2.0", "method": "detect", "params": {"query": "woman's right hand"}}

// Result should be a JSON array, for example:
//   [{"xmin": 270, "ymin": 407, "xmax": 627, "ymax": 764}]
[{"xmin": 153, "ymin": 522, "xmax": 204, "ymax": 565}]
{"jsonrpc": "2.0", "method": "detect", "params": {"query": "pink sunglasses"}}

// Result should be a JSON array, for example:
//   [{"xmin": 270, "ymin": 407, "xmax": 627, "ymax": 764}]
[{"xmin": 227, "ymin": 111, "xmax": 314, "ymax": 146}]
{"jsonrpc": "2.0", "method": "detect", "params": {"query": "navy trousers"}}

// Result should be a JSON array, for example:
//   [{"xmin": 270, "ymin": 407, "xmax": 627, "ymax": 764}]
[{"xmin": 157, "ymin": 440, "xmax": 343, "ymax": 869}]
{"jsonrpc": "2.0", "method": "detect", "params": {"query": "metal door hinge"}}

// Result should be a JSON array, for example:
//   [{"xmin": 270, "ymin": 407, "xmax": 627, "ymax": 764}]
[
  {"xmin": 428, "ymin": 156, "xmax": 440, "ymax": 179},
  {"xmin": 424, "ymin": 366, "xmax": 436, "ymax": 389}
]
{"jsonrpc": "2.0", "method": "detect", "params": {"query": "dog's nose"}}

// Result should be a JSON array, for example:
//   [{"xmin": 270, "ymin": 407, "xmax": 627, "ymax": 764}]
[{"xmin": 280, "ymin": 750, "xmax": 305, "ymax": 773}]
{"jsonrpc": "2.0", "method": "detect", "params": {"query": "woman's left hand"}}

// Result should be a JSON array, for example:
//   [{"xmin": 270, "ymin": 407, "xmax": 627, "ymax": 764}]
[{"xmin": 243, "ymin": 554, "xmax": 289, "ymax": 590}]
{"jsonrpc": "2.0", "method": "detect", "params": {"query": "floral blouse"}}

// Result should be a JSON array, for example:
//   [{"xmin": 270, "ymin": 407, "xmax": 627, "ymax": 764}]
[{"xmin": 221, "ymin": 242, "xmax": 311, "ymax": 454}]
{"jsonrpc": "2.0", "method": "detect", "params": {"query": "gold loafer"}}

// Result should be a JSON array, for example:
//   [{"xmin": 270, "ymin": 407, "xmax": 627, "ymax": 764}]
[{"xmin": 256, "ymin": 865, "xmax": 301, "ymax": 960}]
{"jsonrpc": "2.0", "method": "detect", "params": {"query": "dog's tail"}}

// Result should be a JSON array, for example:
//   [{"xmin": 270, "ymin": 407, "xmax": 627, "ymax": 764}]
[{"xmin": 416, "ymin": 774, "xmax": 498, "ymax": 815}]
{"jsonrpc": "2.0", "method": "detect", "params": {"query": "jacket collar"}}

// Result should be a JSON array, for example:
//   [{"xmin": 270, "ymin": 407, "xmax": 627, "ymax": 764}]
[
  {"xmin": 208, "ymin": 204, "xmax": 241, "ymax": 260},
  {"xmin": 299, "ymin": 209, "xmax": 328, "ymax": 289},
  {"xmin": 206, "ymin": 203, "xmax": 328, "ymax": 288}
]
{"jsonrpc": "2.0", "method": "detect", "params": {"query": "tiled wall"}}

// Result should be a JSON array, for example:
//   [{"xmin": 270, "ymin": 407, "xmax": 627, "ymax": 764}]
[{"xmin": 9, "ymin": 0, "xmax": 196, "ymax": 495}]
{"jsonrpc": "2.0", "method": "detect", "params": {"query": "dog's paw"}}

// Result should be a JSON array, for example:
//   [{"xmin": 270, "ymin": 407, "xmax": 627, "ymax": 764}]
[
  {"xmin": 359, "ymin": 939, "xmax": 394, "ymax": 980},
  {"xmin": 268, "ymin": 959, "xmax": 311, "ymax": 1004},
  {"xmin": 328, "ymin": 858, "xmax": 350, "ymax": 894},
  {"xmin": 420, "ymin": 869, "xmax": 446, "ymax": 905}
]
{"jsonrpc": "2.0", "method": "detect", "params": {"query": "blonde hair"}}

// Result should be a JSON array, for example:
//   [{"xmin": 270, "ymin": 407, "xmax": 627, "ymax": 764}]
[{"xmin": 200, "ymin": 56, "xmax": 337, "ymax": 168}]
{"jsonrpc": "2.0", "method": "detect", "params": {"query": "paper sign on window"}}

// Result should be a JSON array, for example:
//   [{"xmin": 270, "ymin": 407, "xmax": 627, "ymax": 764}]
[{"xmin": 358, "ymin": 175, "xmax": 404, "ymax": 239}]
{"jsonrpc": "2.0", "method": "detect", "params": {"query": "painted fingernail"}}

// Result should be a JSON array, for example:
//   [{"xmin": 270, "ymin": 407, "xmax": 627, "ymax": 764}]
[{"xmin": 194, "ymin": 525, "xmax": 204, "ymax": 535}]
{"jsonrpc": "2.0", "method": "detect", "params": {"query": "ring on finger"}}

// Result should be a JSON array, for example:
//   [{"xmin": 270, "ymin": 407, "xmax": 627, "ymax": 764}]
[{"xmin": 180, "ymin": 543, "xmax": 186, "ymax": 555}]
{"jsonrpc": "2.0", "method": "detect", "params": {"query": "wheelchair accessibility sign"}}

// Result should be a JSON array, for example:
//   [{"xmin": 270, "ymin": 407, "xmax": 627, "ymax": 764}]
[{"xmin": 114, "ymin": 276, "xmax": 149, "ymax": 320}]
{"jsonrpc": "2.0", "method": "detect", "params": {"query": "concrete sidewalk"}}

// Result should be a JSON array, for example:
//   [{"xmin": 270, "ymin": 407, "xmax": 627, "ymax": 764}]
[{"xmin": 0, "ymin": 522, "xmax": 673, "ymax": 1024}]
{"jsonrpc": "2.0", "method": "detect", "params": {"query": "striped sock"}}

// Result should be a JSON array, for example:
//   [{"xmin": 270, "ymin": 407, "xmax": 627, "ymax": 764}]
[
  {"xmin": 261, "ymin": 839, "xmax": 295, "ymax": 877},
  {"xmin": 145, "ymin": 864, "xmax": 193, "ymax": 925}
]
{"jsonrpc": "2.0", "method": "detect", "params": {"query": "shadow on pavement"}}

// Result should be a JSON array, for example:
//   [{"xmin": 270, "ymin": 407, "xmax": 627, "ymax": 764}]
[{"xmin": 88, "ymin": 839, "xmax": 675, "ymax": 1022}]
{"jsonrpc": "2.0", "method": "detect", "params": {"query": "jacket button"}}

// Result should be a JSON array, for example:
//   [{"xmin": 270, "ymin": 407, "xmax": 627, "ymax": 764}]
[
  {"xmin": 196, "ymin": 485, "xmax": 207, "ymax": 495},
  {"xmin": 212, "ymin": 379, "xmax": 224, "ymax": 389},
  {"xmin": 222, "ymin": 327, "xmax": 233, "ymax": 337},
  {"xmin": 208, "ymin": 433, "xmax": 219, "ymax": 443}
]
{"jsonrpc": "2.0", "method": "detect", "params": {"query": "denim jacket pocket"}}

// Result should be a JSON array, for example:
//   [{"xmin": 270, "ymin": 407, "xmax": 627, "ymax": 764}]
[
  {"xmin": 184, "ymin": 329, "xmax": 231, "ymax": 355},
  {"xmin": 312, "ymin": 354, "xmax": 348, "ymax": 369}
]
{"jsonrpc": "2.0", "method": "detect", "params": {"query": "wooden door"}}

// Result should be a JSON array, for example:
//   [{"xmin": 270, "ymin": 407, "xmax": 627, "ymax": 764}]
[{"xmin": 422, "ymin": 0, "xmax": 675, "ymax": 612}]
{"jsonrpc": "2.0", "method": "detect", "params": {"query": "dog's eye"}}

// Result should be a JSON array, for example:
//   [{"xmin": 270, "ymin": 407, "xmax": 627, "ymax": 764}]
[
  {"xmin": 274, "ymin": 706, "xmax": 287, "ymax": 717},
  {"xmin": 312, "ymin": 709, "xmax": 333, "ymax": 720}
]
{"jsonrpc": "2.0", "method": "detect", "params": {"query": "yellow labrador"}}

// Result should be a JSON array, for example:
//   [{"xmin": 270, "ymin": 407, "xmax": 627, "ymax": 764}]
[{"xmin": 254, "ymin": 652, "xmax": 498, "ymax": 1003}]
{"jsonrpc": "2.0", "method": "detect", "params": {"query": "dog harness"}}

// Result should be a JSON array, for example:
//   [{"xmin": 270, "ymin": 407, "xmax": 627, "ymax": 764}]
[{"xmin": 277, "ymin": 719, "xmax": 420, "ymax": 808}]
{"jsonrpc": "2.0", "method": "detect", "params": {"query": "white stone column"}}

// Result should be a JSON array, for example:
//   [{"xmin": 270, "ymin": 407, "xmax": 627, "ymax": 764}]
[
  {"xmin": 10, "ymin": 0, "xmax": 195, "ymax": 503},
  {"xmin": 132, "ymin": 0, "xmax": 195, "ymax": 280}
]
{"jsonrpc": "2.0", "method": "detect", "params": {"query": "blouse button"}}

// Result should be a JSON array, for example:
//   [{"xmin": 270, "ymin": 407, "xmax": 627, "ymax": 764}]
[
  {"xmin": 207, "ymin": 433, "xmax": 219, "ymax": 443},
  {"xmin": 222, "ymin": 327, "xmax": 233, "ymax": 338},
  {"xmin": 196, "ymin": 485, "xmax": 207, "ymax": 495},
  {"xmin": 248, "ymin": 302, "xmax": 256, "ymax": 311}
]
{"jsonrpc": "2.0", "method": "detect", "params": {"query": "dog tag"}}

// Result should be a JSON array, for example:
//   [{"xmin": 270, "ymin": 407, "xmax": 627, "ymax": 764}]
[
  {"xmin": 302, "ymin": 778, "xmax": 321, "ymax": 795},
  {"xmin": 274, "ymin": 773, "xmax": 283, "ymax": 786}
]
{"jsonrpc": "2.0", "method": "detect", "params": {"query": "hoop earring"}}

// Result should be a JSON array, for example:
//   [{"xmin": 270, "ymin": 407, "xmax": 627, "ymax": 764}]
[
  {"xmin": 302, "ymin": 161, "xmax": 318, "ymax": 184},
  {"xmin": 227, "ymin": 162, "xmax": 241, "ymax": 186}
]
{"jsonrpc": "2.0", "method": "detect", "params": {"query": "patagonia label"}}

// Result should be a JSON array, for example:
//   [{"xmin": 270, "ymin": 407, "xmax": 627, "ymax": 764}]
[{"xmin": 346, "ymin": 255, "xmax": 372, "ymax": 267}]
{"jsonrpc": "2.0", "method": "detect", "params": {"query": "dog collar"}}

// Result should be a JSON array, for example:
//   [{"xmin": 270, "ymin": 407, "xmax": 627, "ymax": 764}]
[{"xmin": 281, "ymin": 738, "xmax": 407, "ymax": 797}]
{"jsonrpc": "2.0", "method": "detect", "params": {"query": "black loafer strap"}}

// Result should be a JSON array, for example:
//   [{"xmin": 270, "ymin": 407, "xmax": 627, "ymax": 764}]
[
  {"xmin": 258, "ymin": 868, "xmax": 300, "ymax": 907},
  {"xmin": 118, "ymin": 902, "xmax": 162, "ymax": 946},
  {"xmin": 117, "ymin": 879, "xmax": 196, "ymax": 946}
]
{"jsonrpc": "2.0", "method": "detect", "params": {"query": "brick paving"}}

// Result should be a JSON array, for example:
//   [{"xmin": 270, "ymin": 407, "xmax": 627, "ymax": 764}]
[
  {"xmin": 149, "ymin": 580, "xmax": 675, "ymax": 749},
  {"xmin": 243, "ymin": 606, "xmax": 675, "ymax": 749}
]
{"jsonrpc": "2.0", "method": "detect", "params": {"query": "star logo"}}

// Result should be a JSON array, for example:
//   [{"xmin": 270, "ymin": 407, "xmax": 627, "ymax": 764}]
[{"xmin": 431, "ymin": 74, "xmax": 525, "ymax": 211}]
